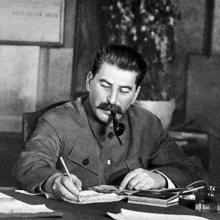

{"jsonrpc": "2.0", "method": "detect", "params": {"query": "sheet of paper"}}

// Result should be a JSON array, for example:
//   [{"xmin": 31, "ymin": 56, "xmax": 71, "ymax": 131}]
[
  {"xmin": 88, "ymin": 185, "xmax": 137, "ymax": 195},
  {"xmin": 0, "ymin": 192, "xmax": 14, "ymax": 199},
  {"xmin": 70, "ymin": 190, "xmax": 125, "ymax": 204},
  {"xmin": 16, "ymin": 188, "xmax": 125, "ymax": 204},
  {"xmin": 0, "ymin": 203, "xmax": 54, "ymax": 214},
  {"xmin": 0, "ymin": 192, "xmax": 56, "ymax": 214},
  {"xmin": 107, "ymin": 208, "xmax": 209, "ymax": 220}
]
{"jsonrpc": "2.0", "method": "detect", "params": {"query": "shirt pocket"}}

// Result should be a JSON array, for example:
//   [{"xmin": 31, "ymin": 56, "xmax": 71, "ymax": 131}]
[{"xmin": 66, "ymin": 149, "xmax": 99, "ymax": 176}]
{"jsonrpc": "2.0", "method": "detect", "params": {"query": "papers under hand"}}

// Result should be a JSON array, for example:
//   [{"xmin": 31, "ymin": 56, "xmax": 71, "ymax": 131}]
[
  {"xmin": 107, "ymin": 209, "xmax": 209, "ymax": 220},
  {"xmin": 16, "ymin": 188, "xmax": 125, "ymax": 204},
  {"xmin": 67, "ymin": 185, "xmax": 137, "ymax": 204},
  {"xmin": 68, "ymin": 190, "xmax": 125, "ymax": 204},
  {"xmin": 88, "ymin": 185, "xmax": 137, "ymax": 195}
]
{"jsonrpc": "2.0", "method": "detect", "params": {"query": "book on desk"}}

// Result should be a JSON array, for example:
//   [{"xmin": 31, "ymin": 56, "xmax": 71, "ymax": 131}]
[{"xmin": 127, "ymin": 189, "xmax": 179, "ymax": 207}]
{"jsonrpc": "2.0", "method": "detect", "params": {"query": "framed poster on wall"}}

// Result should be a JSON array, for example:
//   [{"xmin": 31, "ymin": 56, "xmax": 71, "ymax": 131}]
[{"xmin": 0, "ymin": 0, "xmax": 65, "ymax": 46}]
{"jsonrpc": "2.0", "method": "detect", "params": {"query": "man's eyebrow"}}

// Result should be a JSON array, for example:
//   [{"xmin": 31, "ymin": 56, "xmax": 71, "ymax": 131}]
[{"xmin": 100, "ymin": 79, "xmax": 111, "ymax": 84}]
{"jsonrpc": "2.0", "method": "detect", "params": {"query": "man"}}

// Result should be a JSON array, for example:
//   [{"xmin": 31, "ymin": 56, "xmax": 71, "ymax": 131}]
[{"xmin": 13, "ymin": 44, "xmax": 207, "ymax": 203}]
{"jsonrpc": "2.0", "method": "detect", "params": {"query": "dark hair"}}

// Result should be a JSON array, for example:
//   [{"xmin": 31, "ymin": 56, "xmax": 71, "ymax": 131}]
[{"xmin": 91, "ymin": 44, "xmax": 147, "ymax": 88}]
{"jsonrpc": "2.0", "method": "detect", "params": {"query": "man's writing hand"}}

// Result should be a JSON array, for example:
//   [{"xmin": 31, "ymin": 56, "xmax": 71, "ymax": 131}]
[
  {"xmin": 43, "ymin": 173, "xmax": 82, "ymax": 202},
  {"xmin": 119, "ymin": 168, "xmax": 166, "ymax": 190}
]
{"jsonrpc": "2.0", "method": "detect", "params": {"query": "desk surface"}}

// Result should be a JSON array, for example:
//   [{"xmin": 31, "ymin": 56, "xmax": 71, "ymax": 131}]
[{"xmin": 1, "ymin": 189, "xmax": 220, "ymax": 220}]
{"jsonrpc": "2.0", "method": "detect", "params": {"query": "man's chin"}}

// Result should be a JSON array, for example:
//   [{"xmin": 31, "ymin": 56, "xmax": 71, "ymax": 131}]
[
  {"xmin": 97, "ymin": 111, "xmax": 112, "ymax": 124},
  {"xmin": 101, "ymin": 116, "xmax": 112, "ymax": 125}
]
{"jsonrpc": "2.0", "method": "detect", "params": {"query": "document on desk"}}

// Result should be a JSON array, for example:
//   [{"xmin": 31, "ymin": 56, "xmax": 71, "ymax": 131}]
[
  {"xmin": 68, "ymin": 185, "xmax": 136, "ymax": 204},
  {"xmin": 107, "ymin": 209, "xmax": 209, "ymax": 220},
  {"xmin": 16, "ymin": 188, "xmax": 125, "ymax": 204},
  {"xmin": 0, "ymin": 192, "xmax": 62, "ymax": 218},
  {"xmin": 16, "ymin": 185, "xmax": 135, "ymax": 204},
  {"xmin": 67, "ymin": 190, "xmax": 126, "ymax": 204}
]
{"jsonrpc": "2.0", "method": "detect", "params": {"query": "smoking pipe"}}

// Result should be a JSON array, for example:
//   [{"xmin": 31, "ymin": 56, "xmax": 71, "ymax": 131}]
[{"xmin": 110, "ymin": 107, "xmax": 126, "ymax": 137}]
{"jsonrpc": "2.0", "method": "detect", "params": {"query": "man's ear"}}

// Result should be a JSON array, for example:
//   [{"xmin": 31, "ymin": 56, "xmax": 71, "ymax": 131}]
[
  {"xmin": 131, "ymin": 86, "xmax": 141, "ymax": 104},
  {"xmin": 86, "ymin": 71, "xmax": 93, "ymax": 92}
]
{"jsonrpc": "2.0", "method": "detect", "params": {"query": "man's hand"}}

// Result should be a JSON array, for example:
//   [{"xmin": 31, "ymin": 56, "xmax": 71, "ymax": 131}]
[
  {"xmin": 43, "ymin": 173, "xmax": 82, "ymax": 202},
  {"xmin": 119, "ymin": 168, "xmax": 166, "ymax": 190}
]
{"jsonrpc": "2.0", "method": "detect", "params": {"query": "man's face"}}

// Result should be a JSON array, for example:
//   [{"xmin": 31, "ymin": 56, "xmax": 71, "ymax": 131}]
[{"xmin": 86, "ymin": 62, "xmax": 140, "ymax": 124}]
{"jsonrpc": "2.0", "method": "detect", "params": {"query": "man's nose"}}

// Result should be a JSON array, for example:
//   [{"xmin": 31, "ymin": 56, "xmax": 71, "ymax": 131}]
[{"xmin": 107, "ymin": 89, "xmax": 118, "ymax": 105}]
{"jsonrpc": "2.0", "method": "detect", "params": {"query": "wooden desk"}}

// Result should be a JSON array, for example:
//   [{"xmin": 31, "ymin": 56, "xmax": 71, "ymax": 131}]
[{"xmin": 1, "ymin": 189, "xmax": 220, "ymax": 220}]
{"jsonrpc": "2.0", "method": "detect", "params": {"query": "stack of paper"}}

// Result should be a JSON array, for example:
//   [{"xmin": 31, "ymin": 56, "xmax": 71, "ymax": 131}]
[{"xmin": 127, "ymin": 189, "xmax": 179, "ymax": 207}]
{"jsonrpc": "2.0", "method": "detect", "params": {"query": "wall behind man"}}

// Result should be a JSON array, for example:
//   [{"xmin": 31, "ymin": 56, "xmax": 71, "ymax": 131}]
[
  {"xmin": 0, "ymin": 0, "xmax": 77, "ymax": 132},
  {"xmin": 172, "ymin": 0, "xmax": 206, "ymax": 125},
  {"xmin": 173, "ymin": 0, "xmax": 220, "ymax": 186},
  {"xmin": 0, "ymin": 0, "xmax": 219, "ymax": 134}
]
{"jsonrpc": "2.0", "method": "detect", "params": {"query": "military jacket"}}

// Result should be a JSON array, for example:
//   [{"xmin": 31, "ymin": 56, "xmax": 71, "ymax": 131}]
[{"xmin": 13, "ymin": 96, "xmax": 207, "ymax": 192}]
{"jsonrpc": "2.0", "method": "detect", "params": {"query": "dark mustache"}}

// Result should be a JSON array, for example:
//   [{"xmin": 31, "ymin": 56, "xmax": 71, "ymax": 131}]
[{"xmin": 97, "ymin": 103, "xmax": 123, "ymax": 114}]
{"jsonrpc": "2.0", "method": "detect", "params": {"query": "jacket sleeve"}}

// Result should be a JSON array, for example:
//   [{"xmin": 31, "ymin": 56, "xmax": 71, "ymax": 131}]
[
  {"xmin": 145, "ymin": 118, "xmax": 208, "ymax": 188},
  {"xmin": 12, "ymin": 117, "xmax": 62, "ymax": 193}
]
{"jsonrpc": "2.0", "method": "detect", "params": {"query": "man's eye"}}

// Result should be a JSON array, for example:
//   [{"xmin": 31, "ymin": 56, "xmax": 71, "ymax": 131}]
[
  {"xmin": 120, "ymin": 88, "xmax": 130, "ymax": 93},
  {"xmin": 101, "ymin": 83, "xmax": 111, "ymax": 88}
]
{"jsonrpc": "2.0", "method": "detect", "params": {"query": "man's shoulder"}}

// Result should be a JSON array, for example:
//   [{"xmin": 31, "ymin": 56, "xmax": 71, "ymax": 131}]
[
  {"xmin": 40, "ymin": 97, "xmax": 86, "ymax": 122},
  {"xmin": 128, "ymin": 103, "xmax": 163, "ymax": 129},
  {"xmin": 130, "ymin": 103, "xmax": 157, "ymax": 119},
  {"xmin": 128, "ymin": 104, "xmax": 165, "ymax": 138}
]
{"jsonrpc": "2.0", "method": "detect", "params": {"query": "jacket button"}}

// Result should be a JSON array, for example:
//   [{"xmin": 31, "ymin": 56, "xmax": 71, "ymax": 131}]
[
  {"xmin": 107, "ymin": 159, "xmax": 112, "ymax": 165},
  {"xmin": 82, "ymin": 157, "xmax": 89, "ymax": 166},
  {"xmin": 108, "ymin": 132, "xmax": 114, "ymax": 139}
]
